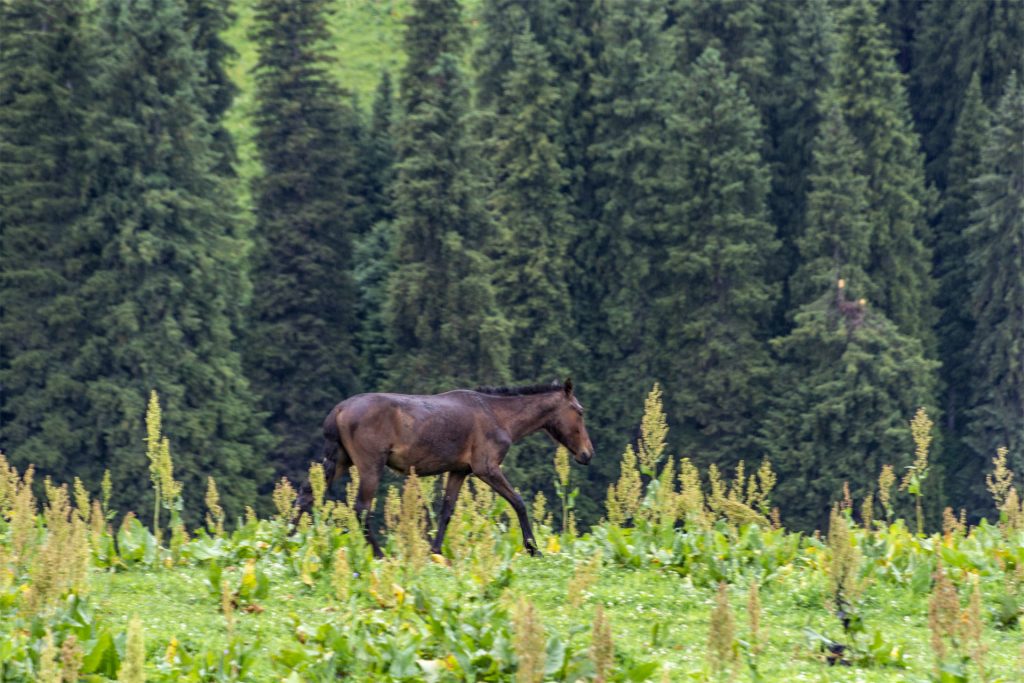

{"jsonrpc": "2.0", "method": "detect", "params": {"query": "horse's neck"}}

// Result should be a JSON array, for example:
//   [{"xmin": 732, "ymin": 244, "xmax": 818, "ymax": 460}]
[{"xmin": 485, "ymin": 394, "xmax": 557, "ymax": 442}]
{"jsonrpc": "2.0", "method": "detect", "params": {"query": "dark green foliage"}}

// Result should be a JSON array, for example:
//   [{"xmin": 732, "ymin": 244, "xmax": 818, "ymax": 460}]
[
  {"xmin": 366, "ymin": 71, "xmax": 396, "ymax": 231},
  {"xmin": 657, "ymin": 48, "xmax": 778, "ymax": 471},
  {"xmin": 246, "ymin": 0, "xmax": 368, "ymax": 482},
  {"xmin": 964, "ymin": 76, "xmax": 1024, "ymax": 475},
  {"xmin": 934, "ymin": 75, "xmax": 990, "ymax": 468},
  {"xmin": 0, "ymin": 0, "xmax": 91, "ymax": 478},
  {"xmin": 759, "ymin": 0, "xmax": 837, "ymax": 327},
  {"xmin": 355, "ymin": 72, "xmax": 398, "ymax": 392},
  {"xmin": 384, "ymin": 0, "xmax": 510, "ymax": 392},
  {"xmin": 474, "ymin": 3, "xmax": 582, "ymax": 510},
  {"xmin": 833, "ymin": 0, "xmax": 936, "ymax": 347},
  {"xmin": 570, "ymin": 1, "xmax": 682, "ymax": 508},
  {"xmin": 790, "ymin": 104, "xmax": 873, "ymax": 308},
  {"xmin": 911, "ymin": 0, "xmax": 1024, "ymax": 188},
  {"xmin": 482, "ymin": 8, "xmax": 577, "ymax": 381},
  {"xmin": 877, "ymin": 0, "xmax": 919, "ymax": 73},
  {"xmin": 666, "ymin": 0, "xmax": 770, "ymax": 108},
  {"xmin": 183, "ymin": 0, "xmax": 238, "ymax": 175},
  {"xmin": 68, "ymin": 0, "xmax": 271, "ymax": 520},
  {"xmin": 765, "ymin": 289, "xmax": 938, "ymax": 531}
]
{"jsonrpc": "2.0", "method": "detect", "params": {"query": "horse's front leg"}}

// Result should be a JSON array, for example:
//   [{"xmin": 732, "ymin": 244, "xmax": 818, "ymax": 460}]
[{"xmin": 475, "ymin": 465, "xmax": 541, "ymax": 557}]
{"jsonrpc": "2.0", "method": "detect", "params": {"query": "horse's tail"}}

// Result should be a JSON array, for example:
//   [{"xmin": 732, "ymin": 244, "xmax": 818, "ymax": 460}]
[{"xmin": 296, "ymin": 405, "xmax": 349, "ymax": 514}]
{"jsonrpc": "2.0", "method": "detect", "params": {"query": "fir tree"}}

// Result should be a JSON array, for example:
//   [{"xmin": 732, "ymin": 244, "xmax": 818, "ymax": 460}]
[
  {"xmin": 911, "ymin": 0, "xmax": 1024, "ymax": 188},
  {"xmin": 934, "ymin": 75, "xmax": 990, "ymax": 449},
  {"xmin": 183, "ymin": 0, "xmax": 238, "ymax": 175},
  {"xmin": 790, "ymin": 104, "xmax": 873, "ymax": 309},
  {"xmin": 759, "ymin": 0, "xmax": 837, "ymax": 328},
  {"xmin": 658, "ymin": 48, "xmax": 779, "ymax": 470},
  {"xmin": 384, "ymin": 0, "xmax": 511, "ymax": 392},
  {"xmin": 246, "ymin": 0, "xmax": 367, "ymax": 481},
  {"xmin": 69, "ymin": 0, "xmax": 270, "ymax": 520},
  {"xmin": 0, "ymin": 0, "xmax": 91, "ymax": 479},
  {"xmin": 356, "ymin": 71, "xmax": 397, "ymax": 392},
  {"xmin": 965, "ymin": 76, "xmax": 1024, "ymax": 475},
  {"xmin": 666, "ymin": 0, "xmax": 771, "ymax": 110},
  {"xmin": 765, "ymin": 287, "xmax": 938, "ymax": 531},
  {"xmin": 477, "ymin": 5, "xmax": 582, "ymax": 506},
  {"xmin": 483, "ymin": 8, "xmax": 577, "ymax": 381},
  {"xmin": 366, "ymin": 71, "xmax": 396, "ymax": 231},
  {"xmin": 834, "ymin": 0, "xmax": 936, "ymax": 347},
  {"xmin": 571, "ymin": 0, "xmax": 682, "ymax": 503}
]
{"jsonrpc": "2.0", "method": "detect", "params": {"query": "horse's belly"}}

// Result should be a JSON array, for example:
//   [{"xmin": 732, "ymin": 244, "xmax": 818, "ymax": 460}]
[{"xmin": 386, "ymin": 444, "xmax": 469, "ymax": 477}]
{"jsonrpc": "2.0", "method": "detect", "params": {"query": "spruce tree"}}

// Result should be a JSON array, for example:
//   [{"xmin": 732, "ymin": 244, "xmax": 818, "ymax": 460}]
[
  {"xmin": 666, "ymin": 0, "xmax": 771, "ymax": 110},
  {"xmin": 934, "ymin": 75, "xmax": 990, "ymax": 448},
  {"xmin": 183, "ymin": 0, "xmax": 238, "ymax": 175},
  {"xmin": 483, "ymin": 10, "xmax": 577, "ymax": 382},
  {"xmin": 834, "ymin": 0, "xmax": 935, "ymax": 347},
  {"xmin": 0, "ymin": 0, "xmax": 91, "ymax": 479},
  {"xmin": 355, "ymin": 72, "xmax": 397, "ymax": 392},
  {"xmin": 965, "ymin": 76, "xmax": 1024, "ymax": 475},
  {"xmin": 657, "ymin": 48, "xmax": 778, "ymax": 470},
  {"xmin": 765, "ymin": 286, "xmax": 938, "ymax": 530},
  {"xmin": 69, "ymin": 0, "xmax": 270, "ymax": 520},
  {"xmin": 790, "ymin": 104, "xmax": 873, "ymax": 309},
  {"xmin": 246, "ymin": 0, "xmax": 367, "ymax": 481},
  {"xmin": 911, "ymin": 0, "xmax": 1024, "ymax": 188},
  {"xmin": 572, "ymin": 0, "xmax": 682, "ymax": 502},
  {"xmin": 384, "ymin": 0, "xmax": 511, "ymax": 392},
  {"xmin": 477, "ymin": 5, "xmax": 582, "ymax": 507},
  {"xmin": 759, "ymin": 0, "xmax": 837, "ymax": 327}
]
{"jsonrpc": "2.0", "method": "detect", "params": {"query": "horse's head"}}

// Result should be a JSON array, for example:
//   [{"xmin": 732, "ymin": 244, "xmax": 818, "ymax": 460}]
[{"xmin": 545, "ymin": 378, "xmax": 595, "ymax": 465}]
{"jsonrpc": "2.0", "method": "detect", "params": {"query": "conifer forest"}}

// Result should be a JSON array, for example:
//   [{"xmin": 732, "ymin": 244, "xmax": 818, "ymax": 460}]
[
  {"xmin": 2, "ymin": 1, "xmax": 1024, "ymax": 681},
  {"xmin": 2, "ymin": 0, "xmax": 1023, "ymax": 534}
]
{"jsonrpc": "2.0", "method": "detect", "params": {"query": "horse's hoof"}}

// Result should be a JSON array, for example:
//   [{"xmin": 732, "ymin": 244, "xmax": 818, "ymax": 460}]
[{"xmin": 526, "ymin": 545, "xmax": 542, "ymax": 558}]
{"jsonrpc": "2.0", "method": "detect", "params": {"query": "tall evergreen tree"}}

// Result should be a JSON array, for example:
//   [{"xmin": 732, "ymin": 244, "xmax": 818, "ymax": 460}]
[
  {"xmin": 355, "ymin": 71, "xmax": 397, "ymax": 392},
  {"xmin": 657, "ymin": 48, "xmax": 779, "ymax": 470},
  {"xmin": 765, "ymin": 286, "xmax": 938, "ymax": 531},
  {"xmin": 834, "ymin": 0, "xmax": 935, "ymax": 347},
  {"xmin": 789, "ymin": 104, "xmax": 873, "ymax": 309},
  {"xmin": 911, "ymin": 0, "xmax": 1024, "ymax": 189},
  {"xmin": 878, "ymin": 0, "xmax": 918, "ymax": 74},
  {"xmin": 934, "ymin": 75, "xmax": 990, "ymax": 449},
  {"xmin": 769, "ymin": 97, "xmax": 939, "ymax": 528},
  {"xmin": 68, "ymin": 0, "xmax": 270, "ymax": 519},
  {"xmin": 476, "ymin": 5, "xmax": 582, "ymax": 507},
  {"xmin": 183, "ymin": 0, "xmax": 238, "ymax": 175},
  {"xmin": 483, "ymin": 8, "xmax": 577, "ymax": 382},
  {"xmin": 570, "ymin": 0, "xmax": 682, "ymax": 505},
  {"xmin": 0, "ymin": 0, "xmax": 91, "ymax": 479},
  {"xmin": 246, "ymin": 0, "xmax": 368, "ymax": 482},
  {"xmin": 384, "ymin": 0, "xmax": 510, "ymax": 392},
  {"xmin": 759, "ymin": 0, "xmax": 837, "ymax": 328},
  {"xmin": 665, "ymin": 0, "xmax": 771, "ymax": 110},
  {"xmin": 964, "ymin": 76, "xmax": 1024, "ymax": 476}
]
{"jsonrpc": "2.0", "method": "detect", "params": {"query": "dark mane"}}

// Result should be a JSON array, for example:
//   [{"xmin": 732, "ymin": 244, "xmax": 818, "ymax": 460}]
[{"xmin": 473, "ymin": 382, "xmax": 561, "ymax": 396}]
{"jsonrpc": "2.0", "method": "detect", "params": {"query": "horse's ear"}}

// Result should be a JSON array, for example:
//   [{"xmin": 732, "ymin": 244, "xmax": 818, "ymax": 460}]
[{"xmin": 563, "ymin": 377, "xmax": 573, "ymax": 396}]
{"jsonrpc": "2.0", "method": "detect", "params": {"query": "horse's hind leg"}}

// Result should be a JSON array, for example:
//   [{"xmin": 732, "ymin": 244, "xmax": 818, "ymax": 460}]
[{"xmin": 430, "ymin": 471, "xmax": 467, "ymax": 555}]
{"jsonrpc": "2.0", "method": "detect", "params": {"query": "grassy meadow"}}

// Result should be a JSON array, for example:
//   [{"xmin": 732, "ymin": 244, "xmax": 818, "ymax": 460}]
[{"xmin": 1, "ymin": 389, "xmax": 1023, "ymax": 682}]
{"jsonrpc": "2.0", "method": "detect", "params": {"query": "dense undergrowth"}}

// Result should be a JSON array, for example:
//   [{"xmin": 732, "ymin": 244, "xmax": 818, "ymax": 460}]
[{"xmin": 1, "ymin": 389, "xmax": 1022, "ymax": 681}]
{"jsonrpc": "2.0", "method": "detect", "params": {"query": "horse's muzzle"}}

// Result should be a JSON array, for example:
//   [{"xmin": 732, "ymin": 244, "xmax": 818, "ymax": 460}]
[{"xmin": 574, "ymin": 449, "xmax": 594, "ymax": 465}]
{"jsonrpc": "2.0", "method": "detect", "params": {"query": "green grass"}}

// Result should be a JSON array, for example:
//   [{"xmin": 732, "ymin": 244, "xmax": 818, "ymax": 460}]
[{"xmin": 83, "ymin": 544, "xmax": 1022, "ymax": 682}]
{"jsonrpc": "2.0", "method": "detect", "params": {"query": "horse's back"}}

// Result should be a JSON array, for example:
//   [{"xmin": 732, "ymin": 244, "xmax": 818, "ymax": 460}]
[{"xmin": 327, "ymin": 391, "xmax": 486, "ymax": 475}]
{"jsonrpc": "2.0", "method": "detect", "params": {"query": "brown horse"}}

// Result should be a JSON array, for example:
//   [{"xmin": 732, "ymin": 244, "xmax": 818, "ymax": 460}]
[{"xmin": 297, "ymin": 378, "xmax": 594, "ymax": 557}]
